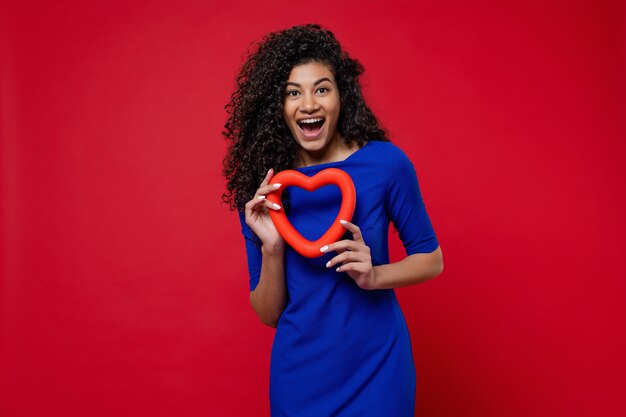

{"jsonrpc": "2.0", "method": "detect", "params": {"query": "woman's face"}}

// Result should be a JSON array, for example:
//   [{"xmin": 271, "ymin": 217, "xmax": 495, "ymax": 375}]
[{"xmin": 283, "ymin": 61, "xmax": 341, "ymax": 157}]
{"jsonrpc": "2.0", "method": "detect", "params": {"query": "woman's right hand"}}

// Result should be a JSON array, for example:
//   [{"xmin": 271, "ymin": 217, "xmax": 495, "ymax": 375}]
[{"xmin": 245, "ymin": 168, "xmax": 284, "ymax": 251}]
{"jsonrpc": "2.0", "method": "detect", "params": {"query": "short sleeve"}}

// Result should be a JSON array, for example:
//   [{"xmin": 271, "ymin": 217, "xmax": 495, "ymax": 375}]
[
  {"xmin": 238, "ymin": 210, "xmax": 263, "ymax": 291},
  {"xmin": 384, "ymin": 147, "xmax": 439, "ymax": 255}
]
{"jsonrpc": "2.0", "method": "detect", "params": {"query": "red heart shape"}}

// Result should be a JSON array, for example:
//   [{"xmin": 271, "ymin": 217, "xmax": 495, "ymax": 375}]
[{"xmin": 267, "ymin": 168, "xmax": 356, "ymax": 258}]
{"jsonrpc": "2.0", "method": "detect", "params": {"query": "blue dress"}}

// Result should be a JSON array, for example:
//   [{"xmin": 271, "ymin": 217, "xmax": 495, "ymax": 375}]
[{"xmin": 239, "ymin": 141, "xmax": 439, "ymax": 417}]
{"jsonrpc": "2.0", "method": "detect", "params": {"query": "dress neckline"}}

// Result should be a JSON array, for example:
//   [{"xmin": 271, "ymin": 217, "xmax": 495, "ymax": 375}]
[{"xmin": 294, "ymin": 141, "xmax": 372, "ymax": 172}]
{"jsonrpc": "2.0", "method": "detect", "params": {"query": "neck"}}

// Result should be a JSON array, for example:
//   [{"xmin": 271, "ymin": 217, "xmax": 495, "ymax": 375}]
[{"xmin": 296, "ymin": 134, "xmax": 356, "ymax": 168}]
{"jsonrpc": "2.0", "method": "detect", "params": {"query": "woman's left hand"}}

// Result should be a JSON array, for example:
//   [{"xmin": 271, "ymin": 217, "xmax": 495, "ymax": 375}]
[{"xmin": 321, "ymin": 220, "xmax": 377, "ymax": 290}]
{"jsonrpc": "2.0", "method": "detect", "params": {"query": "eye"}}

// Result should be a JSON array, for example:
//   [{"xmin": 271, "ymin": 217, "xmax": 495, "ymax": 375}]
[
  {"xmin": 317, "ymin": 87, "xmax": 329, "ymax": 94},
  {"xmin": 286, "ymin": 90, "xmax": 300, "ymax": 97}
]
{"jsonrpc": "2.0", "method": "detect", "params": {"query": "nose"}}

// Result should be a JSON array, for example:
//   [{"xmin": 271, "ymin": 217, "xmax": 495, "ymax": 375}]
[{"xmin": 299, "ymin": 93, "xmax": 320, "ymax": 113}]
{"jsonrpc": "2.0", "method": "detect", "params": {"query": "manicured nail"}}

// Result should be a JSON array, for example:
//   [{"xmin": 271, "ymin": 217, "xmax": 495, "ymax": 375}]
[
  {"xmin": 273, "ymin": 183, "xmax": 282, "ymax": 188},
  {"xmin": 272, "ymin": 203, "xmax": 281, "ymax": 210},
  {"xmin": 340, "ymin": 219, "xmax": 347, "ymax": 225},
  {"xmin": 320, "ymin": 245, "xmax": 328, "ymax": 253},
  {"xmin": 257, "ymin": 195, "xmax": 266, "ymax": 200},
  {"xmin": 326, "ymin": 261, "xmax": 331, "ymax": 268},
  {"xmin": 336, "ymin": 267, "xmax": 341, "ymax": 272}
]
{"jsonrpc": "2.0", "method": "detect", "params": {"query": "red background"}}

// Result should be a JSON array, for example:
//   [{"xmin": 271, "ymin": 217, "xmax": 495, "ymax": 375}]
[{"xmin": 1, "ymin": 1, "xmax": 625, "ymax": 416}]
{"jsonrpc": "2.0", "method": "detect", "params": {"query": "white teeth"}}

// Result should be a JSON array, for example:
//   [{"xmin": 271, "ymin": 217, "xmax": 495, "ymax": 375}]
[{"xmin": 298, "ymin": 118, "xmax": 324, "ymax": 124}]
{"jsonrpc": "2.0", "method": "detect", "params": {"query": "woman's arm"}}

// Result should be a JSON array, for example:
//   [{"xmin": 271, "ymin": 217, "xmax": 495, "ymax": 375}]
[
  {"xmin": 323, "ymin": 221, "xmax": 443, "ymax": 290},
  {"xmin": 249, "ymin": 242, "xmax": 287, "ymax": 328},
  {"xmin": 243, "ymin": 168, "xmax": 289, "ymax": 328},
  {"xmin": 372, "ymin": 246, "xmax": 443, "ymax": 289}
]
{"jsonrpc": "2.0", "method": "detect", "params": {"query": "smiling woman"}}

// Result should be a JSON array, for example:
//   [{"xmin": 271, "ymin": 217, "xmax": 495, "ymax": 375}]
[
  {"xmin": 221, "ymin": 24, "xmax": 443, "ymax": 417},
  {"xmin": 283, "ymin": 62, "xmax": 358, "ymax": 167},
  {"xmin": 221, "ymin": 24, "xmax": 388, "ymax": 212}
]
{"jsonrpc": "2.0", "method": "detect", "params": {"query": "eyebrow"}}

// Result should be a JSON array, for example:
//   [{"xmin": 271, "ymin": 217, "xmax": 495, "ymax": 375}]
[{"xmin": 286, "ymin": 77, "xmax": 333, "ymax": 88}]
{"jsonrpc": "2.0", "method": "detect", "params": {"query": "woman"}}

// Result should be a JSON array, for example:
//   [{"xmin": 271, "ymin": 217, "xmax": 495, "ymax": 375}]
[{"xmin": 222, "ymin": 24, "xmax": 443, "ymax": 416}]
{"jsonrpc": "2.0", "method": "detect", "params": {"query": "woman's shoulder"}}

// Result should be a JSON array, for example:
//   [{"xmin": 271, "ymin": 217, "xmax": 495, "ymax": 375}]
[{"xmin": 364, "ymin": 140, "xmax": 413, "ymax": 166}]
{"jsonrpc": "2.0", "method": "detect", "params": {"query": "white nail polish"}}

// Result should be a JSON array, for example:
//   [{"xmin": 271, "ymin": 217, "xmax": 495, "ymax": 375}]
[
  {"xmin": 273, "ymin": 183, "xmax": 282, "ymax": 188},
  {"xmin": 273, "ymin": 203, "xmax": 281, "ymax": 209},
  {"xmin": 336, "ymin": 267, "xmax": 341, "ymax": 272},
  {"xmin": 340, "ymin": 219, "xmax": 347, "ymax": 225},
  {"xmin": 326, "ymin": 261, "xmax": 331, "ymax": 268},
  {"xmin": 320, "ymin": 245, "xmax": 328, "ymax": 253},
  {"xmin": 258, "ymin": 195, "xmax": 266, "ymax": 200}
]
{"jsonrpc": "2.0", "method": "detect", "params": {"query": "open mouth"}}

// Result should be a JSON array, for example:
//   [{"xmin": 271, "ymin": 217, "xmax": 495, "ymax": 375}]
[{"xmin": 297, "ymin": 117, "xmax": 325, "ymax": 138}]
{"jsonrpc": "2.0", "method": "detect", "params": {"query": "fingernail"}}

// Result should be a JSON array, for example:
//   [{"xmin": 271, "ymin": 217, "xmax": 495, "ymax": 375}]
[
  {"xmin": 273, "ymin": 203, "xmax": 281, "ymax": 210},
  {"xmin": 273, "ymin": 183, "xmax": 281, "ymax": 188},
  {"xmin": 320, "ymin": 245, "xmax": 328, "ymax": 253},
  {"xmin": 336, "ymin": 267, "xmax": 341, "ymax": 272},
  {"xmin": 340, "ymin": 219, "xmax": 347, "ymax": 225},
  {"xmin": 258, "ymin": 195, "xmax": 266, "ymax": 200},
  {"xmin": 326, "ymin": 261, "xmax": 331, "ymax": 268}
]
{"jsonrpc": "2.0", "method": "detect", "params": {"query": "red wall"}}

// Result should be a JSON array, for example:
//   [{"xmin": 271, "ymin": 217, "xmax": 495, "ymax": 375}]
[{"xmin": 1, "ymin": 1, "xmax": 624, "ymax": 416}]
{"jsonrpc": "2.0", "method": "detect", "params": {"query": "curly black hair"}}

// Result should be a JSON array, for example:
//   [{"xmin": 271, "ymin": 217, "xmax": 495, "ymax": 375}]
[{"xmin": 221, "ymin": 23, "xmax": 390, "ymax": 212}]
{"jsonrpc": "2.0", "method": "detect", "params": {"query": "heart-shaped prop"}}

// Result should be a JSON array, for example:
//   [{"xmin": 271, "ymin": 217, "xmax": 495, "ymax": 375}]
[{"xmin": 267, "ymin": 168, "xmax": 356, "ymax": 258}]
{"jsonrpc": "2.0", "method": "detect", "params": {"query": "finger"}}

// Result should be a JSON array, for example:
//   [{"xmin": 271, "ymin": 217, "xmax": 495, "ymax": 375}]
[
  {"xmin": 256, "ymin": 183, "xmax": 282, "ymax": 197},
  {"xmin": 245, "ymin": 196, "xmax": 259, "ymax": 215},
  {"xmin": 335, "ymin": 262, "xmax": 366, "ymax": 273},
  {"xmin": 339, "ymin": 219, "xmax": 364, "ymax": 242},
  {"xmin": 246, "ymin": 195, "xmax": 281, "ymax": 216},
  {"xmin": 260, "ymin": 168, "xmax": 273, "ymax": 187},
  {"xmin": 326, "ymin": 252, "xmax": 348, "ymax": 269},
  {"xmin": 262, "ymin": 197, "xmax": 282, "ymax": 211},
  {"xmin": 245, "ymin": 199, "xmax": 264, "ymax": 225},
  {"xmin": 245, "ymin": 197, "xmax": 262, "ymax": 220},
  {"xmin": 320, "ymin": 239, "xmax": 362, "ymax": 254},
  {"xmin": 325, "ymin": 251, "xmax": 367, "ymax": 269},
  {"xmin": 255, "ymin": 195, "xmax": 282, "ymax": 211}
]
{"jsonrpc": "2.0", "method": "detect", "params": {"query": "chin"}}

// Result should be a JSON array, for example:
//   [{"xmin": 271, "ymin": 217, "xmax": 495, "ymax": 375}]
[
  {"xmin": 298, "ymin": 137, "xmax": 330, "ymax": 152},
  {"xmin": 298, "ymin": 128, "xmax": 336, "ymax": 148}
]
